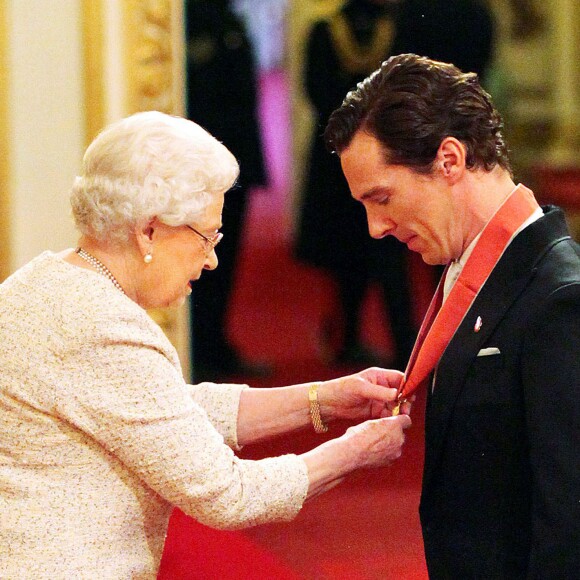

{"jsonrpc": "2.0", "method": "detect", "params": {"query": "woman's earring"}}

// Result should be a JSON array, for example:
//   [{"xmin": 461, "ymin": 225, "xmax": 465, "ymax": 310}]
[{"xmin": 144, "ymin": 252, "xmax": 153, "ymax": 264}]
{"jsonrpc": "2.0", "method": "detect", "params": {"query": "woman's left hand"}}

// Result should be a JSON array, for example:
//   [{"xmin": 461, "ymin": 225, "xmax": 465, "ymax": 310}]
[{"xmin": 318, "ymin": 367, "xmax": 405, "ymax": 422}]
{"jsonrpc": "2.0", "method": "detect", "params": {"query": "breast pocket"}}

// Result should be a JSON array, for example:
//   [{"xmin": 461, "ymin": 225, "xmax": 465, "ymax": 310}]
[
  {"xmin": 461, "ymin": 351, "xmax": 506, "ymax": 406},
  {"xmin": 454, "ymin": 350, "xmax": 525, "ymax": 452}
]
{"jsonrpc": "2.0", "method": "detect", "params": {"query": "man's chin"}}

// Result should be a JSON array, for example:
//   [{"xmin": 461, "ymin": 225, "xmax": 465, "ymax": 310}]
[{"xmin": 420, "ymin": 252, "xmax": 444, "ymax": 266}]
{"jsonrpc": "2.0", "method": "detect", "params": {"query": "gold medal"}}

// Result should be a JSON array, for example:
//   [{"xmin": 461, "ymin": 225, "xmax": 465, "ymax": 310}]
[{"xmin": 392, "ymin": 396, "xmax": 406, "ymax": 417}]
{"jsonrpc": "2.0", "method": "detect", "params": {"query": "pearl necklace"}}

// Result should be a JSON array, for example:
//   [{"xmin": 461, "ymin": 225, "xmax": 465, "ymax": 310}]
[{"xmin": 76, "ymin": 247, "xmax": 126, "ymax": 295}]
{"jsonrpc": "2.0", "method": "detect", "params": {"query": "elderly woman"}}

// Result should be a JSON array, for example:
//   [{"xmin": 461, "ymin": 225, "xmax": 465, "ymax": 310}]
[{"xmin": 0, "ymin": 111, "xmax": 411, "ymax": 578}]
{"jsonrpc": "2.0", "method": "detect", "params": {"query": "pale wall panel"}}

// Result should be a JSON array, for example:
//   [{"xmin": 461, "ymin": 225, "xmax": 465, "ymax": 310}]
[
  {"xmin": 8, "ymin": 0, "xmax": 84, "ymax": 269},
  {"xmin": 0, "ymin": 1, "xmax": 11, "ymax": 280}
]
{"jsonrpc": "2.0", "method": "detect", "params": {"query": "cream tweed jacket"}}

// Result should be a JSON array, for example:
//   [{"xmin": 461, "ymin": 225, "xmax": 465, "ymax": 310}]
[{"xmin": 0, "ymin": 252, "xmax": 309, "ymax": 579}]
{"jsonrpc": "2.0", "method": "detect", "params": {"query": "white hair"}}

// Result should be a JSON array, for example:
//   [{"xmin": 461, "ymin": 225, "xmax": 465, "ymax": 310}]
[{"xmin": 70, "ymin": 111, "xmax": 239, "ymax": 243}]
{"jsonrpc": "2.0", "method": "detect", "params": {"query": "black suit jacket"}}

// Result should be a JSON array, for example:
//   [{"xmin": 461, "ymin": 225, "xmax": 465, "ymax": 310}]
[{"xmin": 420, "ymin": 207, "xmax": 580, "ymax": 579}]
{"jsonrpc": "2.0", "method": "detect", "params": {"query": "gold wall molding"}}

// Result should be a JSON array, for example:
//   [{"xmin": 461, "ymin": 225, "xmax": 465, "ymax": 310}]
[
  {"xmin": 122, "ymin": 0, "xmax": 184, "ymax": 115},
  {"xmin": 82, "ymin": 0, "xmax": 184, "ymax": 142},
  {"xmin": 82, "ymin": 0, "xmax": 106, "ymax": 146},
  {"xmin": 0, "ymin": 0, "xmax": 11, "ymax": 281}
]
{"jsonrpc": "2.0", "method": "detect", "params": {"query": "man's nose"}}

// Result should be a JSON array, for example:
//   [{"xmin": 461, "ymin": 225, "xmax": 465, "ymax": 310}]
[{"xmin": 366, "ymin": 208, "xmax": 395, "ymax": 239}]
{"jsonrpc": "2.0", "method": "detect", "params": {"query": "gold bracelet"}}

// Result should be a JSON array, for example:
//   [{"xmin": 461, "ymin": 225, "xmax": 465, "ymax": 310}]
[{"xmin": 308, "ymin": 383, "xmax": 329, "ymax": 433}]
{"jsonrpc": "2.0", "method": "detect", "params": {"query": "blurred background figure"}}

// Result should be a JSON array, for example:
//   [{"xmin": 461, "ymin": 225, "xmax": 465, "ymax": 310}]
[
  {"xmin": 185, "ymin": 0, "xmax": 270, "ymax": 381},
  {"xmin": 295, "ymin": 0, "xmax": 417, "ymax": 371},
  {"xmin": 396, "ymin": 0, "xmax": 495, "ymax": 83}
]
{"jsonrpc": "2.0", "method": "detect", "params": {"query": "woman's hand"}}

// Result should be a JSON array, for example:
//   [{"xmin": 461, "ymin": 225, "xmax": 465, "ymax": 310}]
[
  {"xmin": 236, "ymin": 368, "xmax": 413, "ymax": 446},
  {"xmin": 318, "ymin": 367, "xmax": 406, "ymax": 422},
  {"xmin": 342, "ymin": 414, "xmax": 412, "ymax": 470},
  {"xmin": 302, "ymin": 413, "xmax": 412, "ymax": 500}
]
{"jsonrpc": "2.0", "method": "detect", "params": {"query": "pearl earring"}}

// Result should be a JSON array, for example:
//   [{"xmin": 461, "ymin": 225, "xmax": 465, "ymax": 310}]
[{"xmin": 144, "ymin": 253, "xmax": 153, "ymax": 264}]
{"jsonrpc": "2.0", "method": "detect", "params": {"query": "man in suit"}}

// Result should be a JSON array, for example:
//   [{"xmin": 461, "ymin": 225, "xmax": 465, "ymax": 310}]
[{"xmin": 324, "ymin": 53, "xmax": 579, "ymax": 578}]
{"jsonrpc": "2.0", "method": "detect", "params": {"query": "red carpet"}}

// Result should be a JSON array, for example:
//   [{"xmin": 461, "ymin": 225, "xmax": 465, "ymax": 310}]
[{"xmin": 159, "ymin": 70, "xmax": 434, "ymax": 579}]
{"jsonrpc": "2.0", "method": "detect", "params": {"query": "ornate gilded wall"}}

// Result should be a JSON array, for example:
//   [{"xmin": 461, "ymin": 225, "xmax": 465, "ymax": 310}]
[
  {"xmin": 83, "ymin": 0, "xmax": 184, "ymax": 140},
  {"xmin": 82, "ymin": 0, "xmax": 106, "ymax": 145},
  {"xmin": 122, "ymin": 0, "xmax": 184, "ymax": 116}
]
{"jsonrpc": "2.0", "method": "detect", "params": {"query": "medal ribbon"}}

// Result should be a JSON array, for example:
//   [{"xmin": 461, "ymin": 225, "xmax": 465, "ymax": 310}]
[{"xmin": 396, "ymin": 185, "xmax": 540, "ymax": 405}]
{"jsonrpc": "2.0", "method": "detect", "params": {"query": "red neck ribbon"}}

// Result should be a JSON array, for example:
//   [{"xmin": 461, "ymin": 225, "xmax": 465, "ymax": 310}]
[{"xmin": 398, "ymin": 184, "xmax": 540, "ymax": 403}]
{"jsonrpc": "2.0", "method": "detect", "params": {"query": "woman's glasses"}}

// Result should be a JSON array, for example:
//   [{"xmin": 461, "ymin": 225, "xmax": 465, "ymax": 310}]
[{"xmin": 186, "ymin": 225, "xmax": 223, "ymax": 256}]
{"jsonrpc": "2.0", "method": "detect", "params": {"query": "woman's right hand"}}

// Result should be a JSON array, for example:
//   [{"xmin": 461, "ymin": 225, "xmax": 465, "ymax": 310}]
[
  {"xmin": 341, "ymin": 414, "xmax": 412, "ymax": 471},
  {"xmin": 301, "ymin": 414, "xmax": 412, "ymax": 500}
]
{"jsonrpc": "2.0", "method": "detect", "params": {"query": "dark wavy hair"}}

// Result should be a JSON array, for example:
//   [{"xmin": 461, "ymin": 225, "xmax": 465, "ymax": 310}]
[{"xmin": 325, "ymin": 53, "xmax": 512, "ymax": 176}]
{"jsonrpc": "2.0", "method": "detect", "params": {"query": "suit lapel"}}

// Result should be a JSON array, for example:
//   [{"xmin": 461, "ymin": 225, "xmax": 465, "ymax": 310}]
[{"xmin": 422, "ymin": 207, "xmax": 570, "ymax": 493}]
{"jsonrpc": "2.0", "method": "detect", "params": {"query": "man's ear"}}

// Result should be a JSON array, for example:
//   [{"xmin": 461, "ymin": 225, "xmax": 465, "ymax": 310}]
[{"xmin": 436, "ymin": 137, "xmax": 466, "ymax": 183}]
